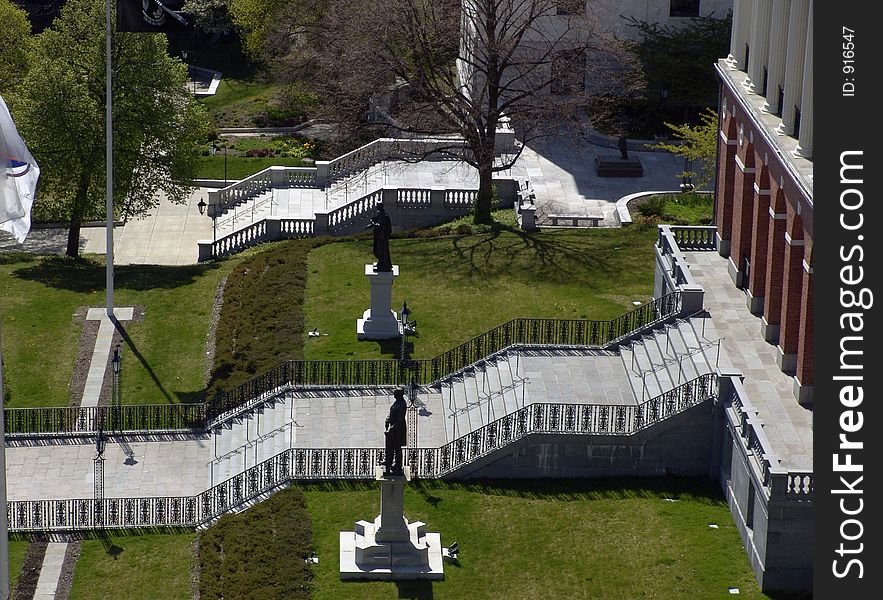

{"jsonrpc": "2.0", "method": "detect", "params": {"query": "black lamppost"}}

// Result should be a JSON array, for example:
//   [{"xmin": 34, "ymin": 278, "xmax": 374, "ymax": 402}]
[
  {"xmin": 111, "ymin": 344, "xmax": 121, "ymax": 431},
  {"xmin": 400, "ymin": 302, "xmax": 411, "ymax": 362},
  {"xmin": 680, "ymin": 157, "xmax": 695, "ymax": 193}
]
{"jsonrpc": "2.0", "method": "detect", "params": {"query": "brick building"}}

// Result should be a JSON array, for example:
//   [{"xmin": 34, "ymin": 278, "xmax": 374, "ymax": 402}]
[{"xmin": 713, "ymin": 0, "xmax": 813, "ymax": 405}]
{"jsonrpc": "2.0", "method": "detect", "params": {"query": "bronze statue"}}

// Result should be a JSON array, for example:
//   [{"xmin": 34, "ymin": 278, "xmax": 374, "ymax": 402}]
[
  {"xmin": 383, "ymin": 388, "xmax": 408, "ymax": 475},
  {"xmin": 618, "ymin": 135, "xmax": 629, "ymax": 160},
  {"xmin": 366, "ymin": 204, "xmax": 393, "ymax": 272}
]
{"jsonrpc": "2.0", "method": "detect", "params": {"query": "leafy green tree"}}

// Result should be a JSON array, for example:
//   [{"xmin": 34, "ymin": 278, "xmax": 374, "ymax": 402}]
[
  {"xmin": 184, "ymin": 0, "xmax": 235, "ymax": 36},
  {"xmin": 651, "ymin": 107, "xmax": 718, "ymax": 190},
  {"xmin": 12, "ymin": 0, "xmax": 211, "ymax": 257},
  {"xmin": 229, "ymin": 0, "xmax": 320, "ymax": 64},
  {"xmin": 0, "ymin": 0, "xmax": 33, "ymax": 96},
  {"xmin": 625, "ymin": 14, "xmax": 731, "ymax": 120}
]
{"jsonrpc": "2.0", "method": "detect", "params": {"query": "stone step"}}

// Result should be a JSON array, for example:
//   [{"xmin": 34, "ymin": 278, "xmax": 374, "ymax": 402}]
[
  {"xmin": 472, "ymin": 362, "xmax": 505, "ymax": 425},
  {"xmin": 496, "ymin": 355, "xmax": 522, "ymax": 414},
  {"xmin": 440, "ymin": 382, "xmax": 463, "ymax": 442}
]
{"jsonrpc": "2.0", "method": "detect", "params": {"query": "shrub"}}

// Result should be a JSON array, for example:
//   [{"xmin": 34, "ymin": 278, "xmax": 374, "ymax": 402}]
[
  {"xmin": 637, "ymin": 196, "xmax": 666, "ymax": 218},
  {"xmin": 199, "ymin": 487, "xmax": 314, "ymax": 600},
  {"xmin": 208, "ymin": 239, "xmax": 322, "ymax": 398}
]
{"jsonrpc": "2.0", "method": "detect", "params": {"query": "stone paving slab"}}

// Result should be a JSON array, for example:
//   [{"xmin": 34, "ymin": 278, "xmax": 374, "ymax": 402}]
[
  {"xmin": 683, "ymin": 250, "xmax": 813, "ymax": 469},
  {"xmin": 5, "ymin": 436, "xmax": 211, "ymax": 501},
  {"xmin": 33, "ymin": 542, "xmax": 67, "ymax": 600}
]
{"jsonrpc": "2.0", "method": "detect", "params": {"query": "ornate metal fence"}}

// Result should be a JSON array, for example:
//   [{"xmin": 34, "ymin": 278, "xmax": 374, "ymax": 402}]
[
  {"xmin": 205, "ymin": 292, "xmax": 682, "ymax": 422},
  {"xmin": 7, "ymin": 373, "xmax": 716, "ymax": 532},
  {"xmin": 4, "ymin": 404, "xmax": 206, "ymax": 437},
  {"xmin": 4, "ymin": 294, "xmax": 682, "ymax": 435}
]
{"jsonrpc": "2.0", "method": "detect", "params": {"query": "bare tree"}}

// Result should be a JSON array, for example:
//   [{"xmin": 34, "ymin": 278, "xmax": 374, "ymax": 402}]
[{"xmin": 269, "ymin": 0, "xmax": 642, "ymax": 223}]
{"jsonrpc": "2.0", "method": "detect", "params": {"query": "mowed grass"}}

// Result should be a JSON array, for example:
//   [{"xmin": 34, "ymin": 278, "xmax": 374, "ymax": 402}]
[
  {"xmin": 195, "ymin": 156, "xmax": 307, "ymax": 181},
  {"xmin": 69, "ymin": 532, "xmax": 195, "ymax": 600},
  {"xmin": 304, "ymin": 478, "xmax": 770, "ymax": 600},
  {"xmin": 302, "ymin": 227, "xmax": 659, "ymax": 360},
  {"xmin": 0, "ymin": 254, "xmax": 239, "ymax": 408},
  {"xmin": 8, "ymin": 538, "xmax": 28, "ymax": 593}
]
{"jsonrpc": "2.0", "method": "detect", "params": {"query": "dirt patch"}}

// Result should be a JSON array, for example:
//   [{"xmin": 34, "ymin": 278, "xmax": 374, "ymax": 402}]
[
  {"xmin": 190, "ymin": 535, "xmax": 201, "ymax": 600},
  {"xmin": 203, "ymin": 275, "xmax": 229, "ymax": 389},
  {"xmin": 53, "ymin": 539, "xmax": 81, "ymax": 600},
  {"xmin": 13, "ymin": 536, "xmax": 48, "ymax": 600}
]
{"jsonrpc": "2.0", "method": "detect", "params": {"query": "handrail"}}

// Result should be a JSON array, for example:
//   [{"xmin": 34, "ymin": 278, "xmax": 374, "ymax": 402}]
[
  {"xmin": 3, "ymin": 404, "xmax": 206, "ymax": 438},
  {"xmin": 3, "ymin": 294, "xmax": 683, "ymax": 435},
  {"xmin": 204, "ymin": 292, "xmax": 683, "ymax": 422},
  {"xmin": 6, "ymin": 373, "xmax": 716, "ymax": 532}
]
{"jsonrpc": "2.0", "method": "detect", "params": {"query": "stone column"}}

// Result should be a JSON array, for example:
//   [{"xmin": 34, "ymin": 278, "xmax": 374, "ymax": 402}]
[
  {"xmin": 727, "ymin": 0, "xmax": 754, "ymax": 71},
  {"xmin": 762, "ymin": 0, "xmax": 791, "ymax": 114},
  {"xmin": 777, "ymin": 0, "xmax": 810, "ymax": 135},
  {"xmin": 794, "ymin": 3, "xmax": 813, "ymax": 157},
  {"xmin": 746, "ymin": 0, "xmax": 773, "ymax": 94}
]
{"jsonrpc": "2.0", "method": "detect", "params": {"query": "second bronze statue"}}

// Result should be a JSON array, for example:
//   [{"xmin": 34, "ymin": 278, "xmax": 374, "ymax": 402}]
[{"xmin": 366, "ymin": 204, "xmax": 393, "ymax": 272}]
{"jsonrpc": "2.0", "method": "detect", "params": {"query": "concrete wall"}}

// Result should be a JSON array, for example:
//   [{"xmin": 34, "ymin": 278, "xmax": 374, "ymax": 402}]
[
  {"xmin": 719, "ymin": 409, "xmax": 813, "ymax": 592},
  {"xmin": 453, "ymin": 399, "xmax": 714, "ymax": 479}
]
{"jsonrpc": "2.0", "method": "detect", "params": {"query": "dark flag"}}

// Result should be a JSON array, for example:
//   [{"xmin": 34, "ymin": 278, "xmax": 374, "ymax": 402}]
[{"xmin": 117, "ymin": 0, "xmax": 193, "ymax": 32}]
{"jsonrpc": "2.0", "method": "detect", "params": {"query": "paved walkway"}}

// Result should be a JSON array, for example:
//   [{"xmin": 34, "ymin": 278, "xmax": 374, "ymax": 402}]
[
  {"xmin": 684, "ymin": 250, "xmax": 813, "ymax": 469},
  {"xmin": 0, "ymin": 134, "xmax": 682, "ymax": 264},
  {"xmin": 32, "ymin": 542, "xmax": 67, "ymax": 600}
]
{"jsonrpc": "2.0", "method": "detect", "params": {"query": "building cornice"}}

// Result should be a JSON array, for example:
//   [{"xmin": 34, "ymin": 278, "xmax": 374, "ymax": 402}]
[{"xmin": 716, "ymin": 61, "xmax": 813, "ymax": 208}]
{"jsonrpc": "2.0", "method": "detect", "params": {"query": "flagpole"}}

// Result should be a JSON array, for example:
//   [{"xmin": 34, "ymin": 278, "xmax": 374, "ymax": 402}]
[
  {"xmin": 0, "ymin": 325, "xmax": 10, "ymax": 600},
  {"xmin": 105, "ymin": 0, "xmax": 115, "ymax": 318}
]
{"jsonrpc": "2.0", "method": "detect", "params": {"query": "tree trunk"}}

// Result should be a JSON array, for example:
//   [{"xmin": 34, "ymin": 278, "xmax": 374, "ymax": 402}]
[
  {"xmin": 473, "ymin": 162, "xmax": 494, "ymax": 225},
  {"xmin": 66, "ymin": 174, "xmax": 90, "ymax": 258}
]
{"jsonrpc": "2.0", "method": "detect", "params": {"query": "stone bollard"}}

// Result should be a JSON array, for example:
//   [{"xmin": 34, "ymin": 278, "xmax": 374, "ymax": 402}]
[
  {"xmin": 197, "ymin": 240, "xmax": 214, "ymax": 262},
  {"xmin": 520, "ymin": 204, "xmax": 537, "ymax": 231}
]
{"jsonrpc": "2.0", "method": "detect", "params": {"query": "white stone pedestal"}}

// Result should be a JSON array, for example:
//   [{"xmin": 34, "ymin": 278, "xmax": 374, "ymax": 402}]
[
  {"xmin": 357, "ymin": 264, "xmax": 403, "ymax": 340},
  {"xmin": 339, "ymin": 466, "xmax": 444, "ymax": 580}
]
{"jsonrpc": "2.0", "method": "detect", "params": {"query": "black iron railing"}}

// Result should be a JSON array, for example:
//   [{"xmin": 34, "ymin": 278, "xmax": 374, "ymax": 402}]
[
  {"xmin": 4, "ymin": 293, "xmax": 681, "ymax": 435},
  {"xmin": 6, "ymin": 372, "xmax": 713, "ymax": 533},
  {"xmin": 4, "ymin": 404, "xmax": 206, "ymax": 437},
  {"xmin": 205, "ymin": 292, "xmax": 682, "ymax": 422}
]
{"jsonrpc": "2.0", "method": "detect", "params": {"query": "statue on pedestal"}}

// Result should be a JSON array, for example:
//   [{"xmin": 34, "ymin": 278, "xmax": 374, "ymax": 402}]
[
  {"xmin": 618, "ymin": 135, "xmax": 629, "ymax": 160},
  {"xmin": 384, "ymin": 388, "xmax": 407, "ymax": 475},
  {"xmin": 366, "ymin": 204, "xmax": 392, "ymax": 272}
]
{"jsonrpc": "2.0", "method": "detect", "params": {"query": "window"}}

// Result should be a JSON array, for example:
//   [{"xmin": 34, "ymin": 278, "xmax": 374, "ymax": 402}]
[
  {"xmin": 793, "ymin": 107, "xmax": 801, "ymax": 138},
  {"xmin": 556, "ymin": 0, "xmax": 584, "ymax": 16},
  {"xmin": 550, "ymin": 50, "xmax": 586, "ymax": 95},
  {"xmin": 670, "ymin": 0, "xmax": 700, "ymax": 17}
]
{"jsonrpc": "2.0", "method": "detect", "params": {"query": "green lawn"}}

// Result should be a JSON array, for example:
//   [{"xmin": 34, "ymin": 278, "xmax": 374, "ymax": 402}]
[
  {"xmin": 69, "ymin": 533, "xmax": 195, "ymax": 600},
  {"xmin": 195, "ymin": 156, "xmax": 307, "ymax": 180},
  {"xmin": 304, "ymin": 478, "xmax": 769, "ymax": 600},
  {"xmin": 8, "ymin": 539, "xmax": 28, "ymax": 595},
  {"xmin": 0, "ymin": 254, "xmax": 239, "ymax": 408},
  {"xmin": 302, "ymin": 227, "xmax": 659, "ymax": 360}
]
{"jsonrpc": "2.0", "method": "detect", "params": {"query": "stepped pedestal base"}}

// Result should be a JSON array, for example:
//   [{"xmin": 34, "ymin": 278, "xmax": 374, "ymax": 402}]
[
  {"xmin": 340, "ymin": 467, "xmax": 444, "ymax": 580},
  {"xmin": 595, "ymin": 155, "xmax": 644, "ymax": 177},
  {"xmin": 357, "ymin": 264, "xmax": 403, "ymax": 340}
]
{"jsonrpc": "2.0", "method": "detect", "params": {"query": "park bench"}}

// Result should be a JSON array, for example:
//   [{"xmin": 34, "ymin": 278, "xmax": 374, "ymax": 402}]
[{"xmin": 546, "ymin": 213, "xmax": 604, "ymax": 227}]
